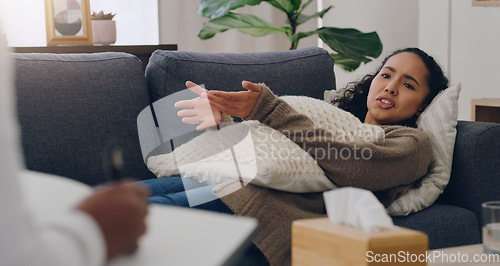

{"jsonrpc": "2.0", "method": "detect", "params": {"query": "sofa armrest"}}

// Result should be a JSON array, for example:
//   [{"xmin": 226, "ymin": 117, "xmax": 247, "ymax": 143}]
[{"xmin": 438, "ymin": 120, "xmax": 500, "ymax": 226}]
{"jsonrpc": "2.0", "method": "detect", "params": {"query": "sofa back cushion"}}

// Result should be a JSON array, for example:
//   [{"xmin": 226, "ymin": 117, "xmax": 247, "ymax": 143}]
[
  {"xmin": 145, "ymin": 46, "xmax": 336, "ymax": 102},
  {"xmin": 14, "ymin": 52, "xmax": 155, "ymax": 186},
  {"xmin": 438, "ymin": 120, "xmax": 500, "ymax": 226}
]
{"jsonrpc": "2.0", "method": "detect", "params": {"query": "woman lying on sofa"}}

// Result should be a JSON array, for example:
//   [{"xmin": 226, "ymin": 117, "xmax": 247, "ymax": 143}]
[{"xmin": 139, "ymin": 47, "xmax": 449, "ymax": 265}]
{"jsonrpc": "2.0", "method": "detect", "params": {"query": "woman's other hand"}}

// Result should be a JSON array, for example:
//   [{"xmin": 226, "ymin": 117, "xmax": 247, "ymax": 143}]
[
  {"xmin": 174, "ymin": 81, "xmax": 223, "ymax": 131},
  {"xmin": 207, "ymin": 81, "xmax": 262, "ymax": 119},
  {"xmin": 75, "ymin": 180, "xmax": 150, "ymax": 261}
]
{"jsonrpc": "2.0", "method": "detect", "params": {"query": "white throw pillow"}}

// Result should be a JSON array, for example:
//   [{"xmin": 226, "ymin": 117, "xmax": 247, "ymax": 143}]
[
  {"xmin": 147, "ymin": 121, "xmax": 336, "ymax": 193},
  {"xmin": 386, "ymin": 83, "xmax": 461, "ymax": 215},
  {"xmin": 281, "ymin": 96, "xmax": 385, "ymax": 143},
  {"xmin": 147, "ymin": 96, "xmax": 384, "ymax": 193},
  {"xmin": 324, "ymin": 88, "xmax": 345, "ymax": 104}
]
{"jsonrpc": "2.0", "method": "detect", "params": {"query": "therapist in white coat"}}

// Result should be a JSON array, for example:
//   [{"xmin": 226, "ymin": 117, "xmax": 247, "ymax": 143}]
[{"xmin": 0, "ymin": 27, "xmax": 150, "ymax": 265}]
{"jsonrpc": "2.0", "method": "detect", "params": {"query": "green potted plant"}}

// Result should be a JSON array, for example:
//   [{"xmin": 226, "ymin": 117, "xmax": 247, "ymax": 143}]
[
  {"xmin": 91, "ymin": 11, "xmax": 117, "ymax": 45},
  {"xmin": 197, "ymin": 0, "xmax": 382, "ymax": 71}
]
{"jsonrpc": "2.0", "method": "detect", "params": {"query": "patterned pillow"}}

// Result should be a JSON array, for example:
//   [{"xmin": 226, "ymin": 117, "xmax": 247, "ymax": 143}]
[{"xmin": 147, "ymin": 121, "xmax": 336, "ymax": 193}]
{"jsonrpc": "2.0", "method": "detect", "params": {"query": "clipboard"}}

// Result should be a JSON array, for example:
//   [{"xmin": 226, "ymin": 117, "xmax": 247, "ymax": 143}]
[{"xmin": 20, "ymin": 170, "xmax": 258, "ymax": 266}]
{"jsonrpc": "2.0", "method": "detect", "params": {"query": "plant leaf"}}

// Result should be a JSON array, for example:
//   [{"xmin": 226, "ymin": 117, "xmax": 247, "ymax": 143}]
[
  {"xmin": 198, "ymin": 0, "xmax": 264, "ymax": 19},
  {"xmin": 265, "ymin": 0, "xmax": 300, "ymax": 14},
  {"xmin": 198, "ymin": 12, "xmax": 290, "ymax": 39},
  {"xmin": 317, "ymin": 27, "xmax": 382, "ymax": 63},
  {"xmin": 330, "ymin": 53, "xmax": 362, "ymax": 72},
  {"xmin": 296, "ymin": 5, "xmax": 332, "ymax": 26},
  {"xmin": 288, "ymin": 30, "xmax": 318, "ymax": 45},
  {"xmin": 298, "ymin": 0, "xmax": 313, "ymax": 13},
  {"xmin": 291, "ymin": 0, "xmax": 302, "ymax": 11}
]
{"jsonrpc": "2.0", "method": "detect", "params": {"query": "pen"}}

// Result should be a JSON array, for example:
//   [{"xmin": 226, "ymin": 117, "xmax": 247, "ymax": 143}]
[{"xmin": 104, "ymin": 140, "xmax": 124, "ymax": 181}]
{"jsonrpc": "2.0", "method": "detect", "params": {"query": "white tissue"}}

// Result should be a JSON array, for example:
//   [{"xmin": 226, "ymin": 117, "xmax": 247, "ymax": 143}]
[{"xmin": 323, "ymin": 187, "xmax": 396, "ymax": 232}]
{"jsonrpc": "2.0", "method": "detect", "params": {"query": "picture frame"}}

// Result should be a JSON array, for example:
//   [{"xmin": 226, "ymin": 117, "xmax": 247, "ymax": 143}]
[
  {"xmin": 45, "ymin": 0, "xmax": 93, "ymax": 45},
  {"xmin": 472, "ymin": 0, "xmax": 500, "ymax": 6}
]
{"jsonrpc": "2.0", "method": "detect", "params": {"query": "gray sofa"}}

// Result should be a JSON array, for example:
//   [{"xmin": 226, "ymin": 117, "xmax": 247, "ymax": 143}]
[{"xmin": 13, "ymin": 47, "xmax": 500, "ymax": 264}]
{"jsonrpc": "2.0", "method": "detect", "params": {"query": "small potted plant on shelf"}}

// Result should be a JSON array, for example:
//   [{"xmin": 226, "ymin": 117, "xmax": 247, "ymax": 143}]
[{"xmin": 91, "ymin": 11, "xmax": 116, "ymax": 45}]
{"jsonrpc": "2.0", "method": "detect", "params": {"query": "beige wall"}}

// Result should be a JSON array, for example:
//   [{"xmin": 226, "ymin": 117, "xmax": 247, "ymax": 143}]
[
  {"xmin": 158, "ymin": 0, "xmax": 317, "ymax": 53},
  {"xmin": 420, "ymin": 0, "xmax": 500, "ymax": 120},
  {"xmin": 418, "ymin": 0, "xmax": 451, "ymax": 77},
  {"xmin": 450, "ymin": 1, "xmax": 500, "ymax": 120}
]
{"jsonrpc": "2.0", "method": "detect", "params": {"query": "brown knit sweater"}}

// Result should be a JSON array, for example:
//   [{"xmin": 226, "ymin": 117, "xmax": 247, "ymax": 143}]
[{"xmin": 214, "ymin": 85, "xmax": 433, "ymax": 265}]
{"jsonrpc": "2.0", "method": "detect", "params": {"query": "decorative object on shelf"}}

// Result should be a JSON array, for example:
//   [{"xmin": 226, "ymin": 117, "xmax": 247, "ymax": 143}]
[
  {"xmin": 91, "ymin": 11, "xmax": 117, "ymax": 46},
  {"xmin": 473, "ymin": 0, "xmax": 500, "ymax": 6},
  {"xmin": 196, "ymin": 0, "xmax": 383, "ymax": 71},
  {"xmin": 45, "ymin": 0, "xmax": 93, "ymax": 45}
]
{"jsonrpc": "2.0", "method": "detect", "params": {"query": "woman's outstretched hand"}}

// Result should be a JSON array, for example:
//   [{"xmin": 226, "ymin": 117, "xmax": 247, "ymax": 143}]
[
  {"xmin": 207, "ymin": 81, "xmax": 262, "ymax": 119},
  {"xmin": 174, "ymin": 81, "xmax": 222, "ymax": 131}
]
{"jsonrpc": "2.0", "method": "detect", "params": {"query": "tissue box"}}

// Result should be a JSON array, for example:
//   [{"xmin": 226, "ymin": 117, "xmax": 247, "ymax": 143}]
[{"xmin": 292, "ymin": 218, "xmax": 428, "ymax": 265}]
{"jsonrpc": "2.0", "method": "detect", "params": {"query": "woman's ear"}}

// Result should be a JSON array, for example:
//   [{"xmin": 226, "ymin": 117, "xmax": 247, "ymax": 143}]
[{"xmin": 416, "ymin": 104, "xmax": 428, "ymax": 117}]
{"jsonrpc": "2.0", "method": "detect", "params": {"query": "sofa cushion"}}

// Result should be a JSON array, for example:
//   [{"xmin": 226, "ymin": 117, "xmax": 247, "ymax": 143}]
[
  {"xmin": 392, "ymin": 204, "xmax": 480, "ymax": 249},
  {"xmin": 437, "ymin": 120, "xmax": 500, "ymax": 227},
  {"xmin": 14, "ymin": 52, "xmax": 156, "ymax": 185},
  {"xmin": 145, "ymin": 46, "xmax": 336, "ymax": 103}
]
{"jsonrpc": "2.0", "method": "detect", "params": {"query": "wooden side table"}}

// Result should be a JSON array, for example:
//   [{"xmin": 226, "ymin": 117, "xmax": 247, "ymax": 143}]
[
  {"xmin": 471, "ymin": 98, "xmax": 500, "ymax": 123},
  {"xmin": 12, "ymin": 44, "xmax": 178, "ymax": 72}
]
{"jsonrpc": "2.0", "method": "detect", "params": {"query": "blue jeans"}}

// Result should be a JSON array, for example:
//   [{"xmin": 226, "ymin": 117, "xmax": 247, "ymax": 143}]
[{"xmin": 138, "ymin": 176, "xmax": 233, "ymax": 214}]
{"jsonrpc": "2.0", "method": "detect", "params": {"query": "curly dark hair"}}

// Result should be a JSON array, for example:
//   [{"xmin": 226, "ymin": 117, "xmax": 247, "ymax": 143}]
[{"xmin": 332, "ymin": 47, "xmax": 449, "ymax": 127}]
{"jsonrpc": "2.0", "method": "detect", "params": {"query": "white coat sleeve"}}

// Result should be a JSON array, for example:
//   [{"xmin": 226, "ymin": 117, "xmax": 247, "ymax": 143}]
[{"xmin": 0, "ymin": 27, "xmax": 106, "ymax": 266}]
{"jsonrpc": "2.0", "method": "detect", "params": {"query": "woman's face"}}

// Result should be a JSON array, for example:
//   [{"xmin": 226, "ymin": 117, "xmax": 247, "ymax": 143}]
[{"xmin": 364, "ymin": 52, "xmax": 431, "ymax": 126}]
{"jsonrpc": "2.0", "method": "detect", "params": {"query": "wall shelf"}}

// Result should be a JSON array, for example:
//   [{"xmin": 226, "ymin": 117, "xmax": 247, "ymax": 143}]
[{"xmin": 471, "ymin": 98, "xmax": 500, "ymax": 123}]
